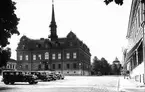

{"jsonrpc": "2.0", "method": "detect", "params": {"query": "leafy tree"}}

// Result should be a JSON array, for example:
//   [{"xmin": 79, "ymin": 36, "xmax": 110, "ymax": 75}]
[
  {"xmin": 0, "ymin": 48, "xmax": 11, "ymax": 67},
  {"xmin": 104, "ymin": 0, "xmax": 145, "ymax": 5},
  {"xmin": 100, "ymin": 57, "xmax": 111, "ymax": 75},
  {"xmin": 91, "ymin": 56, "xmax": 101, "ymax": 75},
  {"xmin": 91, "ymin": 56, "xmax": 111, "ymax": 75},
  {"xmin": 0, "ymin": 0, "xmax": 19, "ymax": 67}
]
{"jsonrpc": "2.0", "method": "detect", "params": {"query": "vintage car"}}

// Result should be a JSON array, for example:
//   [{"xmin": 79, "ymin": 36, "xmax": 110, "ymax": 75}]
[
  {"xmin": 58, "ymin": 73, "xmax": 65, "ymax": 80},
  {"xmin": 1, "ymin": 70, "xmax": 39, "ymax": 85},
  {"xmin": 30, "ymin": 71, "xmax": 52, "ymax": 81},
  {"xmin": 54, "ymin": 73, "xmax": 65, "ymax": 80}
]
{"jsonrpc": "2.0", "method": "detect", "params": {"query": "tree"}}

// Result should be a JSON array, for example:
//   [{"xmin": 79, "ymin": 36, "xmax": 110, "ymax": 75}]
[
  {"xmin": 91, "ymin": 56, "xmax": 101, "ymax": 75},
  {"xmin": 0, "ymin": 0, "xmax": 19, "ymax": 67},
  {"xmin": 100, "ymin": 57, "xmax": 111, "ymax": 75},
  {"xmin": 91, "ymin": 56, "xmax": 111, "ymax": 75},
  {"xmin": 104, "ymin": 0, "xmax": 145, "ymax": 5}
]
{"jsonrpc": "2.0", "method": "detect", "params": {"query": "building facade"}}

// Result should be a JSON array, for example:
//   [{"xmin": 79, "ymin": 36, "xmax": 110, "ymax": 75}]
[
  {"xmin": 111, "ymin": 57, "xmax": 122, "ymax": 75},
  {"xmin": 6, "ymin": 59, "xmax": 17, "ymax": 70},
  {"xmin": 123, "ymin": 0, "xmax": 145, "ymax": 84},
  {"xmin": 0, "ymin": 59, "xmax": 17, "ymax": 74},
  {"xmin": 16, "ymin": 3, "xmax": 91, "ymax": 76}
]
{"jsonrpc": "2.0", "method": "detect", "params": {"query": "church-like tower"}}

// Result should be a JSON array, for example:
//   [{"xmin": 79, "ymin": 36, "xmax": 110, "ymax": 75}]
[
  {"xmin": 16, "ymin": 0, "xmax": 91, "ymax": 76},
  {"xmin": 49, "ymin": 1, "xmax": 58, "ymax": 41}
]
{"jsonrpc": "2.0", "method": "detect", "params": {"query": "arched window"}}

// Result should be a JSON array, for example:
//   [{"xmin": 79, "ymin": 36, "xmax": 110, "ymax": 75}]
[{"xmin": 45, "ymin": 52, "xmax": 49, "ymax": 59}]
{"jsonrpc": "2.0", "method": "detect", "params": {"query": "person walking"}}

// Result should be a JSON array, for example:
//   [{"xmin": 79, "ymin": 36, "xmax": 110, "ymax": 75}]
[{"xmin": 124, "ymin": 70, "xmax": 131, "ymax": 79}]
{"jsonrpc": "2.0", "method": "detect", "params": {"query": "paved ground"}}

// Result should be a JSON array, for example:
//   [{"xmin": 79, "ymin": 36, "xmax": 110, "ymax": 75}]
[
  {"xmin": 0, "ymin": 76, "xmax": 145, "ymax": 92},
  {"xmin": 0, "ymin": 76, "xmax": 119, "ymax": 92},
  {"xmin": 119, "ymin": 76, "xmax": 145, "ymax": 92}
]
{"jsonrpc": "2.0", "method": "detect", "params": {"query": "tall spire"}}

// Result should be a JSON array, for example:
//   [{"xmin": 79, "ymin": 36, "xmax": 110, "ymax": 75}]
[
  {"xmin": 49, "ymin": 0, "xmax": 58, "ymax": 41},
  {"xmin": 51, "ymin": 0, "xmax": 56, "ymax": 24}
]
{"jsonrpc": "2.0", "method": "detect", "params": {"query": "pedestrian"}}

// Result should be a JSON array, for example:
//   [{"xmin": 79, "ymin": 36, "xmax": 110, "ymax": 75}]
[
  {"xmin": 124, "ymin": 70, "xmax": 131, "ymax": 79},
  {"xmin": 123, "ymin": 70, "xmax": 127, "ymax": 79}
]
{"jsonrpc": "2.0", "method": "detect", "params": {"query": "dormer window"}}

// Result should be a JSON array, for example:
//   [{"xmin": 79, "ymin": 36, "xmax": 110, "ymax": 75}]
[
  {"xmin": 36, "ymin": 44, "xmax": 41, "ymax": 48},
  {"xmin": 22, "ymin": 45, "xmax": 25, "ymax": 49}
]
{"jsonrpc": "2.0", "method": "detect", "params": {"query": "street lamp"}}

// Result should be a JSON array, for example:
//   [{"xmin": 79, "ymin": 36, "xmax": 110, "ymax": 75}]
[
  {"xmin": 79, "ymin": 63, "xmax": 81, "ymax": 75},
  {"xmin": 141, "ymin": 21, "xmax": 145, "ymax": 84}
]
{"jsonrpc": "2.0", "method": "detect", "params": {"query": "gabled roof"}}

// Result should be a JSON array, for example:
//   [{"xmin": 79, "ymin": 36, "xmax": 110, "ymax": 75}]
[
  {"xmin": 8, "ymin": 59, "xmax": 16, "ymax": 63},
  {"xmin": 67, "ymin": 31, "xmax": 77, "ymax": 39}
]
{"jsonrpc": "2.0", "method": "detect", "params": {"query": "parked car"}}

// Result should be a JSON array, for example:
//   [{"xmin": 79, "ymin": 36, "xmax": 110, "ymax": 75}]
[
  {"xmin": 1, "ymin": 70, "xmax": 39, "ymax": 85},
  {"xmin": 48, "ymin": 73, "xmax": 57, "ymax": 81},
  {"xmin": 59, "ymin": 73, "xmax": 65, "ymax": 80},
  {"xmin": 30, "ymin": 71, "xmax": 52, "ymax": 81},
  {"xmin": 55, "ymin": 73, "xmax": 65, "ymax": 80}
]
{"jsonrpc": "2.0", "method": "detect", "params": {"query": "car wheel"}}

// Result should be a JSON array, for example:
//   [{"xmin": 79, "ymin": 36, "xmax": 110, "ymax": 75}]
[
  {"xmin": 29, "ymin": 81, "xmax": 34, "ymax": 84},
  {"xmin": 10, "ymin": 82, "xmax": 15, "ymax": 84},
  {"xmin": 34, "ymin": 82, "xmax": 38, "ymax": 84},
  {"xmin": 4, "ymin": 81, "xmax": 9, "ymax": 85}
]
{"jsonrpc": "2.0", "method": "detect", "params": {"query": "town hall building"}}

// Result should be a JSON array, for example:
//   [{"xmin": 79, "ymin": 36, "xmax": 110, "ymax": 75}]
[{"xmin": 16, "ymin": 2, "xmax": 91, "ymax": 75}]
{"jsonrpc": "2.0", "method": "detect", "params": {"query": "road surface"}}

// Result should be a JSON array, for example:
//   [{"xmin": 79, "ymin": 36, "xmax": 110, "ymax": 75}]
[{"xmin": 0, "ymin": 76, "xmax": 125, "ymax": 92}]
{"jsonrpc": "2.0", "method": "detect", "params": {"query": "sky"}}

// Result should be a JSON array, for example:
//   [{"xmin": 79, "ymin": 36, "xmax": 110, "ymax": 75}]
[{"xmin": 9, "ymin": 0, "xmax": 132, "ymax": 64}]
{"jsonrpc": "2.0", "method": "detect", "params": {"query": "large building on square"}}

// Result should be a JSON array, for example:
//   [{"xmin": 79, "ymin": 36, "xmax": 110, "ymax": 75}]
[
  {"xmin": 123, "ymin": 0, "xmax": 145, "ymax": 84},
  {"xmin": 16, "ymin": 2, "xmax": 91, "ymax": 75}
]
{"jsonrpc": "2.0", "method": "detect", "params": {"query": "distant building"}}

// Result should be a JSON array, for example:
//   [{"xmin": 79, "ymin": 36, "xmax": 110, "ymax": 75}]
[
  {"xmin": 6, "ymin": 59, "xmax": 17, "ymax": 70},
  {"xmin": 111, "ymin": 57, "xmax": 122, "ymax": 75},
  {"xmin": 113, "ymin": 57, "xmax": 120, "ymax": 65},
  {"xmin": 0, "ymin": 59, "xmax": 17, "ymax": 74},
  {"xmin": 16, "ymin": 2, "xmax": 91, "ymax": 76},
  {"xmin": 123, "ymin": 0, "xmax": 145, "ymax": 84}
]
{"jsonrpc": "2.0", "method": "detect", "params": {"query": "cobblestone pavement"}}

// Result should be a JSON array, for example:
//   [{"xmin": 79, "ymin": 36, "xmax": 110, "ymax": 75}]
[{"xmin": 0, "ymin": 76, "xmax": 120, "ymax": 92}]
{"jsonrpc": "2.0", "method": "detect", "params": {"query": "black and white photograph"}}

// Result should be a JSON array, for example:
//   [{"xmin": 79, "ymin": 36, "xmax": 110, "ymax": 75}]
[{"xmin": 0, "ymin": 0, "xmax": 145, "ymax": 92}]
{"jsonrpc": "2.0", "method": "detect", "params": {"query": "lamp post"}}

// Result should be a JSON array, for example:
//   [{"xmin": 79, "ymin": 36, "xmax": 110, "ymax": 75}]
[{"xmin": 79, "ymin": 62, "xmax": 81, "ymax": 76}]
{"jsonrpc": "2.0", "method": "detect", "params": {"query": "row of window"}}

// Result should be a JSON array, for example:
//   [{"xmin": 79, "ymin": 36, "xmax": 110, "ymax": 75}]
[
  {"xmin": 52, "ymin": 63, "xmax": 77, "ymax": 69},
  {"xmin": 19, "ymin": 52, "xmax": 77, "ymax": 61},
  {"xmin": 19, "ymin": 63, "xmax": 77, "ymax": 70},
  {"xmin": 6, "ymin": 64, "xmax": 16, "ymax": 70}
]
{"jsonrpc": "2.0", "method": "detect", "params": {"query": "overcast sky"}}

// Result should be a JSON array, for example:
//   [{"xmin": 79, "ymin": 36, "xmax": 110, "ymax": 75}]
[{"xmin": 9, "ymin": 0, "xmax": 132, "ymax": 63}]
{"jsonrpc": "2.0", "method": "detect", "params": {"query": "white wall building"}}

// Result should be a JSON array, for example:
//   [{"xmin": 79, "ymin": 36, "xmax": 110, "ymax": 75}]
[{"xmin": 124, "ymin": 0, "xmax": 145, "ymax": 84}]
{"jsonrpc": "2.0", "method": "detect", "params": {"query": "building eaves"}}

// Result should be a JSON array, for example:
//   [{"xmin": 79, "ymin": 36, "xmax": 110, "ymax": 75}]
[{"xmin": 126, "ymin": 0, "xmax": 139, "ymax": 38}]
